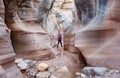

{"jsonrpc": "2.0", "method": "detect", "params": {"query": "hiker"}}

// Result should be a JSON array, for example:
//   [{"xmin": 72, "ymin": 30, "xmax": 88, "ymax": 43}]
[{"xmin": 57, "ymin": 33, "xmax": 63, "ymax": 48}]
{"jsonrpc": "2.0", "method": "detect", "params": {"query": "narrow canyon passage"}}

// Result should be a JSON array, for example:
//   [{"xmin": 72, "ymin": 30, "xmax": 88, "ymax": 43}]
[{"xmin": 0, "ymin": 0, "xmax": 120, "ymax": 78}]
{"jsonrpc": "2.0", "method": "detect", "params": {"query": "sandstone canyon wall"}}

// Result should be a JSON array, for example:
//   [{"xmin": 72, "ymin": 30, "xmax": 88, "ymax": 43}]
[
  {"xmin": 75, "ymin": 0, "xmax": 120, "ymax": 69},
  {"xmin": 0, "ymin": 0, "xmax": 120, "ymax": 78},
  {"xmin": 3, "ymin": 0, "xmax": 56, "ymax": 60},
  {"xmin": 3, "ymin": 0, "xmax": 75, "ymax": 60},
  {"xmin": 0, "ymin": 0, "xmax": 24, "ymax": 78}
]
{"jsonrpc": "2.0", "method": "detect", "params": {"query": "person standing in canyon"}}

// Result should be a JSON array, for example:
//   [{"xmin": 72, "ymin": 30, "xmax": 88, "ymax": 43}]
[{"xmin": 57, "ymin": 32, "xmax": 63, "ymax": 48}]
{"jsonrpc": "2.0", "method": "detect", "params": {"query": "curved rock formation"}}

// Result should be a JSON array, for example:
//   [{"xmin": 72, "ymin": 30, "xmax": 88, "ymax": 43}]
[
  {"xmin": 3, "ymin": 0, "xmax": 56, "ymax": 60},
  {"xmin": 0, "ymin": 0, "xmax": 24, "ymax": 78},
  {"xmin": 75, "ymin": 0, "xmax": 120, "ymax": 69},
  {"xmin": 0, "ymin": 0, "xmax": 120, "ymax": 77}
]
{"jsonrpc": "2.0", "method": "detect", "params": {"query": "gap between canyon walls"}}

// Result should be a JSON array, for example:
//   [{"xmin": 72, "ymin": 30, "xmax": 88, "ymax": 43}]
[
  {"xmin": 1, "ymin": 0, "xmax": 120, "ymax": 78},
  {"xmin": 3, "ymin": 0, "xmax": 87, "ymax": 67}
]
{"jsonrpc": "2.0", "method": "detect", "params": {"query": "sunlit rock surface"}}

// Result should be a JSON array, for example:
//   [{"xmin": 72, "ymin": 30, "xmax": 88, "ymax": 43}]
[
  {"xmin": 0, "ymin": 0, "xmax": 24, "ymax": 78},
  {"xmin": 75, "ymin": 0, "xmax": 120, "ymax": 69}
]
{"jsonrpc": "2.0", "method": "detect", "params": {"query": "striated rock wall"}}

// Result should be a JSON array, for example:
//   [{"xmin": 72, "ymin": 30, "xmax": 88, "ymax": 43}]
[
  {"xmin": 1, "ymin": 0, "xmax": 75, "ymax": 60},
  {"xmin": 75, "ymin": 0, "xmax": 120, "ymax": 69},
  {"xmin": 3, "ymin": 0, "xmax": 56, "ymax": 60},
  {"xmin": 0, "ymin": 0, "xmax": 24, "ymax": 78},
  {"xmin": 2, "ymin": 0, "xmax": 75, "ymax": 60}
]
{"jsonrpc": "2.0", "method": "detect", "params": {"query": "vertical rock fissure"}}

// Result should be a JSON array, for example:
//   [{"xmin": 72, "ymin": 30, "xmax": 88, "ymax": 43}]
[
  {"xmin": 78, "ymin": 48, "xmax": 87, "ymax": 66},
  {"xmin": 38, "ymin": 0, "xmax": 56, "ymax": 29}
]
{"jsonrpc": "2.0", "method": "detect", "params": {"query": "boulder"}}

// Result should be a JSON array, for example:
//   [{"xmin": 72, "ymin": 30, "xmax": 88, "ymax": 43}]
[
  {"xmin": 108, "ymin": 69, "xmax": 120, "ymax": 74},
  {"xmin": 75, "ymin": 72, "xmax": 81, "ymax": 76},
  {"xmin": 83, "ymin": 67, "xmax": 109, "ymax": 77},
  {"xmin": 15, "ymin": 58, "xmax": 28, "ymax": 70},
  {"xmin": 75, "ymin": 72, "xmax": 87, "ymax": 78},
  {"xmin": 53, "ymin": 66, "xmax": 72, "ymax": 78},
  {"xmin": 36, "ymin": 72, "xmax": 51, "ymax": 78},
  {"xmin": 50, "ymin": 75, "xmax": 57, "ymax": 78},
  {"xmin": 37, "ymin": 63, "xmax": 49, "ymax": 71}
]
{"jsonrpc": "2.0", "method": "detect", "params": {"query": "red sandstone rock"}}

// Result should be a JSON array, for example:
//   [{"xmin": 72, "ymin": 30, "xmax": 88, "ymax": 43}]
[
  {"xmin": 0, "ymin": 0, "xmax": 24, "ymax": 78},
  {"xmin": 3, "ymin": 0, "xmax": 54, "ymax": 60},
  {"xmin": 75, "ymin": 0, "xmax": 120, "ymax": 69}
]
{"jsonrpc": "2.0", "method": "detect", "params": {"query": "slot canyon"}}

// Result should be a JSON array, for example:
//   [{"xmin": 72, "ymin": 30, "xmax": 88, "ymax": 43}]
[{"xmin": 0, "ymin": 0, "xmax": 120, "ymax": 78}]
